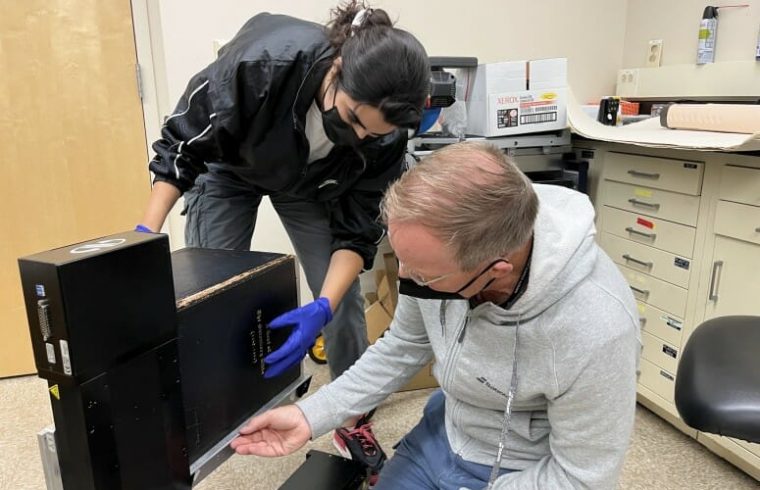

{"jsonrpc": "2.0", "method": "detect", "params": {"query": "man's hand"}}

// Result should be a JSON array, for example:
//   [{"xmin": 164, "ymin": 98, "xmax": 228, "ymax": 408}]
[
  {"xmin": 230, "ymin": 405, "xmax": 311, "ymax": 457},
  {"xmin": 264, "ymin": 297, "xmax": 333, "ymax": 378}
]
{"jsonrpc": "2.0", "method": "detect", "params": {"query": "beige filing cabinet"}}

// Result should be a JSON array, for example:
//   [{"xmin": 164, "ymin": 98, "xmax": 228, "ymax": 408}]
[
  {"xmin": 583, "ymin": 141, "xmax": 760, "ymax": 480},
  {"xmin": 695, "ymin": 162, "xmax": 760, "ymax": 479}
]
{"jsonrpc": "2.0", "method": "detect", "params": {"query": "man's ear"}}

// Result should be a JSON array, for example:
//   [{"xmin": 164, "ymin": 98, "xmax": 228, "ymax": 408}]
[{"xmin": 491, "ymin": 260, "xmax": 514, "ymax": 278}]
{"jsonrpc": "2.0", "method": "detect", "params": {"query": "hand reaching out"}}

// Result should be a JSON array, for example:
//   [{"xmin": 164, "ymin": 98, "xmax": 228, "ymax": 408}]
[{"xmin": 230, "ymin": 405, "xmax": 312, "ymax": 457}]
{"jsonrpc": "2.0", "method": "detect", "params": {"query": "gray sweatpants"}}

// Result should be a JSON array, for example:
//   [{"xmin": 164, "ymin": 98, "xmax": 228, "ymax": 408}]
[{"xmin": 183, "ymin": 172, "xmax": 369, "ymax": 380}]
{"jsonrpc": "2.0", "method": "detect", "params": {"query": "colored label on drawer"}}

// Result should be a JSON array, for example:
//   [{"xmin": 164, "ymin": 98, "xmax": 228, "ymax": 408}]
[
  {"xmin": 634, "ymin": 187, "xmax": 653, "ymax": 198},
  {"xmin": 636, "ymin": 217, "xmax": 655, "ymax": 229}
]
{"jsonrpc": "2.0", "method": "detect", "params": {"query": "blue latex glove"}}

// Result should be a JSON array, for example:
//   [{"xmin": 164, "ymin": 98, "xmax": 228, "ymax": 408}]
[
  {"xmin": 264, "ymin": 297, "xmax": 333, "ymax": 378},
  {"xmin": 135, "ymin": 224, "xmax": 153, "ymax": 233}
]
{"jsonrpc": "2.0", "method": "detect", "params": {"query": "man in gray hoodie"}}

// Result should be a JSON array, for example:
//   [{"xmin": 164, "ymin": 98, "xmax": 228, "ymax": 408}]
[{"xmin": 231, "ymin": 141, "xmax": 641, "ymax": 489}]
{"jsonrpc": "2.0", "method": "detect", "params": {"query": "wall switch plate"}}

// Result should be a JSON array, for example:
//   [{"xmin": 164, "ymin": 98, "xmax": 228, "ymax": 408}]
[{"xmin": 647, "ymin": 39, "xmax": 663, "ymax": 68}]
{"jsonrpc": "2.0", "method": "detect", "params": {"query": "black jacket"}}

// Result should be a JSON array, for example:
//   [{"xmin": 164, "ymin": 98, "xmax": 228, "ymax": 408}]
[{"xmin": 149, "ymin": 13, "xmax": 408, "ymax": 269}]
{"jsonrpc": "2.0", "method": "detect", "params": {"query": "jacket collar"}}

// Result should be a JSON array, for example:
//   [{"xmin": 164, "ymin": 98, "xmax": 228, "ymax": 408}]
[{"xmin": 291, "ymin": 51, "xmax": 334, "ymax": 129}]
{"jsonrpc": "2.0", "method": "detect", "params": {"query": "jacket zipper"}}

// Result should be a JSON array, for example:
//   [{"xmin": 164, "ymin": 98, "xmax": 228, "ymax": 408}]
[
  {"xmin": 291, "ymin": 52, "xmax": 332, "ymax": 128},
  {"xmin": 291, "ymin": 53, "xmax": 332, "ymax": 178},
  {"xmin": 440, "ymin": 309, "xmax": 470, "ymax": 389}
]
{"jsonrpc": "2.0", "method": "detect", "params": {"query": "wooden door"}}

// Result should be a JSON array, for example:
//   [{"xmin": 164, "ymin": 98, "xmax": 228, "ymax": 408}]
[{"xmin": 0, "ymin": 0, "xmax": 151, "ymax": 377}]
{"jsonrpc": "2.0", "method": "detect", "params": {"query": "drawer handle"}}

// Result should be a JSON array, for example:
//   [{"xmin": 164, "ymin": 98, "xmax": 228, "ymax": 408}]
[
  {"xmin": 627, "ymin": 170, "xmax": 661, "ymax": 179},
  {"xmin": 625, "ymin": 227, "xmax": 657, "ymax": 240},
  {"xmin": 708, "ymin": 260, "xmax": 724, "ymax": 301},
  {"xmin": 628, "ymin": 198, "xmax": 661, "ymax": 210},
  {"xmin": 639, "ymin": 317, "xmax": 647, "ymax": 326},
  {"xmin": 623, "ymin": 254, "xmax": 653, "ymax": 269},
  {"xmin": 630, "ymin": 285, "xmax": 650, "ymax": 298},
  {"xmin": 659, "ymin": 370, "xmax": 674, "ymax": 382},
  {"xmin": 755, "ymin": 227, "xmax": 760, "ymax": 233},
  {"xmin": 665, "ymin": 317, "xmax": 683, "ymax": 331}
]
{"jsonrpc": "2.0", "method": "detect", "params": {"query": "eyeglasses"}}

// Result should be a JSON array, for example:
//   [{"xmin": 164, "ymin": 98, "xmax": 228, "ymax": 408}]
[{"xmin": 398, "ymin": 260, "xmax": 456, "ymax": 287}]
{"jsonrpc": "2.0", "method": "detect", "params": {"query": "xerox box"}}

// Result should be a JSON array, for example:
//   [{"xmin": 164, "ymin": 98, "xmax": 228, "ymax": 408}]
[
  {"xmin": 466, "ymin": 88, "xmax": 568, "ymax": 137},
  {"xmin": 19, "ymin": 233, "xmax": 301, "ymax": 489},
  {"xmin": 466, "ymin": 59, "xmax": 568, "ymax": 137}
]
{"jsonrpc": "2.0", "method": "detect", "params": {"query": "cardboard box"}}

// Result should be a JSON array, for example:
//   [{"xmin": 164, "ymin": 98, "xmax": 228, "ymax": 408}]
[
  {"xmin": 469, "ymin": 61, "xmax": 528, "ymax": 95},
  {"xmin": 382, "ymin": 251, "xmax": 399, "ymax": 305},
  {"xmin": 467, "ymin": 58, "xmax": 568, "ymax": 137},
  {"xmin": 376, "ymin": 273, "xmax": 395, "ymax": 316},
  {"xmin": 365, "ymin": 300, "xmax": 393, "ymax": 344},
  {"xmin": 467, "ymin": 87, "xmax": 568, "ymax": 137},
  {"xmin": 528, "ymin": 58, "xmax": 567, "ymax": 90},
  {"xmin": 364, "ymin": 267, "xmax": 438, "ymax": 392}
]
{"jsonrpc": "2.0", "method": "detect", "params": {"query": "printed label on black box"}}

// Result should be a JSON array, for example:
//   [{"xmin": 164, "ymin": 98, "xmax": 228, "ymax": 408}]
[
  {"xmin": 250, "ymin": 309, "xmax": 266, "ymax": 373},
  {"xmin": 59, "ymin": 340, "xmax": 72, "ymax": 375}
]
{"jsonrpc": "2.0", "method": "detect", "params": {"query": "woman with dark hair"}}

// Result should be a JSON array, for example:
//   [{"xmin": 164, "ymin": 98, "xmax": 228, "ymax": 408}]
[{"xmin": 138, "ymin": 1, "xmax": 429, "ymax": 475}]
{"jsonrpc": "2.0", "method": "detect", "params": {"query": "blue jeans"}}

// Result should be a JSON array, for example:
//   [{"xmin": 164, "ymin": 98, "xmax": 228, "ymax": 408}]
[
  {"xmin": 182, "ymin": 171, "xmax": 368, "ymax": 379},
  {"xmin": 375, "ymin": 391, "xmax": 516, "ymax": 490}
]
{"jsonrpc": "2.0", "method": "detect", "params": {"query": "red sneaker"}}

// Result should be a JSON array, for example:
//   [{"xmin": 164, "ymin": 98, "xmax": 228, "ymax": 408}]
[{"xmin": 332, "ymin": 416, "xmax": 387, "ymax": 474}]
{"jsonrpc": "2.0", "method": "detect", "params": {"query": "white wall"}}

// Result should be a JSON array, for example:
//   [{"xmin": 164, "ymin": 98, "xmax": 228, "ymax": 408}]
[
  {"xmin": 155, "ymin": 0, "xmax": 629, "ymax": 104},
  {"xmin": 622, "ymin": 0, "xmax": 760, "ymax": 67},
  {"xmin": 141, "ymin": 0, "xmax": 630, "ymax": 303}
]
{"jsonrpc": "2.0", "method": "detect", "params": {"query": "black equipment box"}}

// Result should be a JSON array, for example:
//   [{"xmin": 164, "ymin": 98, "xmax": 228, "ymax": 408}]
[
  {"xmin": 19, "ymin": 232, "xmax": 303, "ymax": 489},
  {"xmin": 278, "ymin": 450, "xmax": 368, "ymax": 490}
]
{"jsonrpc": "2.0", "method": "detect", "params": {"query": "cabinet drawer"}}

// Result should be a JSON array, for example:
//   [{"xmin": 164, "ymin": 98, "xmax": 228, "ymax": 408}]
[
  {"xmin": 637, "ymin": 301, "xmax": 684, "ymax": 347},
  {"xmin": 714, "ymin": 200, "xmax": 760, "ymax": 246},
  {"xmin": 601, "ymin": 233, "xmax": 692, "ymax": 288},
  {"xmin": 642, "ymin": 331, "xmax": 679, "ymax": 374},
  {"xmin": 605, "ymin": 152, "xmax": 704, "ymax": 196},
  {"xmin": 638, "ymin": 357, "xmax": 676, "ymax": 403},
  {"xmin": 620, "ymin": 265, "xmax": 688, "ymax": 318},
  {"xmin": 600, "ymin": 206, "xmax": 695, "ymax": 258},
  {"xmin": 603, "ymin": 181, "xmax": 701, "ymax": 227},
  {"xmin": 719, "ymin": 165, "xmax": 760, "ymax": 207}
]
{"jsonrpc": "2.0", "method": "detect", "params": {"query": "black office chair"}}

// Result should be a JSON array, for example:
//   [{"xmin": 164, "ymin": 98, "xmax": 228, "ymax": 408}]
[{"xmin": 675, "ymin": 316, "xmax": 760, "ymax": 443}]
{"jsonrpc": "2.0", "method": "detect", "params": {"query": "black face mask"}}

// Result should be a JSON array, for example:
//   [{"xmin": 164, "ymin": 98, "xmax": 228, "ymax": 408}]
[
  {"xmin": 321, "ymin": 82, "xmax": 383, "ymax": 148},
  {"xmin": 398, "ymin": 259, "xmax": 506, "ymax": 301},
  {"xmin": 322, "ymin": 106, "xmax": 362, "ymax": 148}
]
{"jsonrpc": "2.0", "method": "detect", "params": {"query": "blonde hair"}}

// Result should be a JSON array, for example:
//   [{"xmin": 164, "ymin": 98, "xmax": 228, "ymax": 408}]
[{"xmin": 381, "ymin": 141, "xmax": 538, "ymax": 271}]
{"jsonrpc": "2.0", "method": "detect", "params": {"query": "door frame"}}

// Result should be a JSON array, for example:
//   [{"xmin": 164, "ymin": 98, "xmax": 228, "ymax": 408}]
[{"xmin": 130, "ymin": 0, "xmax": 185, "ymax": 244}]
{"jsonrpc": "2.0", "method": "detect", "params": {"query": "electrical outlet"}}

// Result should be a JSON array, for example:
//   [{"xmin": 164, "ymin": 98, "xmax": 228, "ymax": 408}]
[
  {"xmin": 616, "ymin": 69, "xmax": 639, "ymax": 97},
  {"xmin": 647, "ymin": 39, "xmax": 663, "ymax": 67}
]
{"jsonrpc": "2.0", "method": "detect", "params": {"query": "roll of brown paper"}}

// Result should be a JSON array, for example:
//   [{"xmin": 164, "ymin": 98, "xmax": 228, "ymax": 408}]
[{"xmin": 660, "ymin": 104, "xmax": 760, "ymax": 134}]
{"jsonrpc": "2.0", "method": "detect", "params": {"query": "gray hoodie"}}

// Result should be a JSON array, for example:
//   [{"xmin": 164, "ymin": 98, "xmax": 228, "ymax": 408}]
[{"xmin": 297, "ymin": 184, "xmax": 641, "ymax": 489}]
